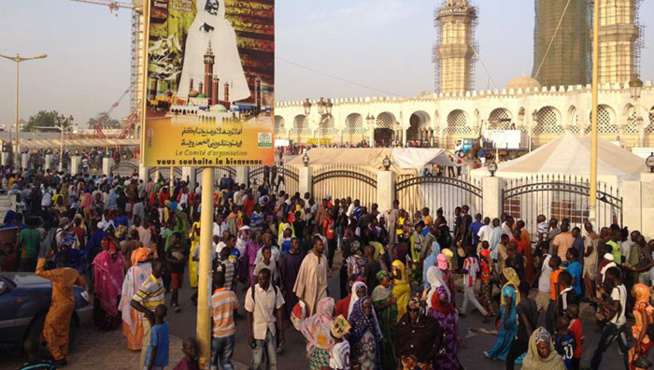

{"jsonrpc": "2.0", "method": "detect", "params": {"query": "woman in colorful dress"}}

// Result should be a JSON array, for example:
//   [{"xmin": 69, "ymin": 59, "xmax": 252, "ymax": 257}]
[
  {"xmin": 118, "ymin": 247, "xmax": 152, "ymax": 350},
  {"xmin": 349, "ymin": 296, "xmax": 383, "ymax": 370},
  {"xmin": 425, "ymin": 266, "xmax": 460, "ymax": 370},
  {"xmin": 372, "ymin": 270, "xmax": 398, "ymax": 370},
  {"xmin": 484, "ymin": 267, "xmax": 520, "ymax": 362},
  {"xmin": 92, "ymin": 236, "xmax": 125, "ymax": 330},
  {"xmin": 187, "ymin": 221, "xmax": 200, "ymax": 288},
  {"xmin": 391, "ymin": 259, "xmax": 411, "ymax": 322},
  {"xmin": 629, "ymin": 283, "xmax": 654, "ymax": 369},
  {"xmin": 297, "ymin": 297, "xmax": 336, "ymax": 370},
  {"xmin": 336, "ymin": 280, "xmax": 367, "ymax": 319},
  {"xmin": 396, "ymin": 295, "xmax": 444, "ymax": 370}
]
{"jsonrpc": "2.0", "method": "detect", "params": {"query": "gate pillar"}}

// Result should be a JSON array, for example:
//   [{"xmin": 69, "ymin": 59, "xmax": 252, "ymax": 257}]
[
  {"xmin": 377, "ymin": 170, "xmax": 396, "ymax": 212},
  {"xmin": 482, "ymin": 176, "xmax": 505, "ymax": 219},
  {"xmin": 102, "ymin": 157, "xmax": 114, "ymax": 177},
  {"xmin": 235, "ymin": 167, "xmax": 249, "ymax": 186},
  {"xmin": 299, "ymin": 166, "xmax": 313, "ymax": 196},
  {"xmin": 641, "ymin": 173, "xmax": 654, "ymax": 240},
  {"xmin": 44, "ymin": 154, "xmax": 53, "ymax": 171},
  {"xmin": 70, "ymin": 156, "xmax": 81, "ymax": 174},
  {"xmin": 622, "ymin": 180, "xmax": 642, "ymax": 235},
  {"xmin": 139, "ymin": 163, "xmax": 148, "ymax": 182},
  {"xmin": 21, "ymin": 153, "xmax": 29, "ymax": 170},
  {"xmin": 182, "ymin": 167, "xmax": 197, "ymax": 189}
]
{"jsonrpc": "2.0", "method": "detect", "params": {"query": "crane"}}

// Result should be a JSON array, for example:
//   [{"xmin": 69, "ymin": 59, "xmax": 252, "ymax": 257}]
[{"xmin": 70, "ymin": 0, "xmax": 143, "ymax": 139}]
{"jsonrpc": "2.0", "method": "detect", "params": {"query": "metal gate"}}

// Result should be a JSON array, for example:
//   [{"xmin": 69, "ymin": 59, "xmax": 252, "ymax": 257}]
[
  {"xmin": 396, "ymin": 175, "xmax": 483, "ymax": 227},
  {"xmin": 501, "ymin": 175, "xmax": 623, "ymax": 239},
  {"xmin": 111, "ymin": 160, "xmax": 138, "ymax": 176},
  {"xmin": 195, "ymin": 167, "xmax": 236, "ymax": 186},
  {"xmin": 147, "ymin": 167, "xmax": 182, "ymax": 180},
  {"xmin": 312, "ymin": 165, "xmax": 377, "ymax": 207},
  {"xmin": 248, "ymin": 165, "xmax": 299, "ymax": 195}
]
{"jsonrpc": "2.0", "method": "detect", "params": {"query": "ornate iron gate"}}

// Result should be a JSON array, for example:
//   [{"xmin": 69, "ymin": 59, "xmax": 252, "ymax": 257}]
[
  {"xmin": 395, "ymin": 175, "xmax": 483, "ymax": 227},
  {"xmin": 248, "ymin": 165, "xmax": 299, "ymax": 195},
  {"xmin": 501, "ymin": 175, "xmax": 623, "ymax": 239},
  {"xmin": 312, "ymin": 165, "xmax": 377, "ymax": 207}
]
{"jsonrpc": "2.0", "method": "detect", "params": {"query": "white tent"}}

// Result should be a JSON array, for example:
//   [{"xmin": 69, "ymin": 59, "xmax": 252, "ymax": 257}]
[{"xmin": 470, "ymin": 133, "xmax": 647, "ymax": 182}]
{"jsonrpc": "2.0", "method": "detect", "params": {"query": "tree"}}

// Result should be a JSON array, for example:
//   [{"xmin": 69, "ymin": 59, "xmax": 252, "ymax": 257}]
[
  {"xmin": 23, "ymin": 110, "xmax": 59, "ymax": 132},
  {"xmin": 87, "ymin": 112, "xmax": 122, "ymax": 129}
]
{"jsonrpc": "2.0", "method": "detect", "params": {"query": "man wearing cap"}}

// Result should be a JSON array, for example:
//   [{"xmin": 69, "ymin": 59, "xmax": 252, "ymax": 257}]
[{"xmin": 329, "ymin": 315, "xmax": 351, "ymax": 370}]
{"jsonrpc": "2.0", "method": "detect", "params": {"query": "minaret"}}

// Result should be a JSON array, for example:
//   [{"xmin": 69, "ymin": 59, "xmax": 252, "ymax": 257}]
[
  {"xmin": 434, "ymin": 0, "xmax": 477, "ymax": 93},
  {"xmin": 189, "ymin": 78, "xmax": 194, "ymax": 95},
  {"xmin": 204, "ymin": 41, "xmax": 215, "ymax": 104},
  {"xmin": 596, "ymin": 0, "xmax": 641, "ymax": 84},
  {"xmin": 212, "ymin": 76, "xmax": 219, "ymax": 105}
]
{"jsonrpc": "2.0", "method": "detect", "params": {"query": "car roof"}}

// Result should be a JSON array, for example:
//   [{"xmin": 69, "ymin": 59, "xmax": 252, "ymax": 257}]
[{"xmin": 0, "ymin": 273, "xmax": 50, "ymax": 288}]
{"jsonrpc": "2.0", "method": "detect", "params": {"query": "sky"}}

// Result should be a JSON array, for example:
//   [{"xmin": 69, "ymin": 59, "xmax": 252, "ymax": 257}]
[{"xmin": 0, "ymin": 0, "xmax": 653, "ymax": 128}]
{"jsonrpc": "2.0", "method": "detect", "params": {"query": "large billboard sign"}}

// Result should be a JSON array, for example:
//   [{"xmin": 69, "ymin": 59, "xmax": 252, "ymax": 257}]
[{"xmin": 142, "ymin": 0, "xmax": 274, "ymax": 167}]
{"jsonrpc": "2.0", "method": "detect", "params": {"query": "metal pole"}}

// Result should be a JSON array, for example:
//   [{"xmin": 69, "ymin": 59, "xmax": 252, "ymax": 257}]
[
  {"xmin": 589, "ymin": 0, "xmax": 599, "ymax": 224},
  {"xmin": 59, "ymin": 124, "xmax": 64, "ymax": 172},
  {"xmin": 197, "ymin": 167, "xmax": 214, "ymax": 368},
  {"xmin": 14, "ymin": 58, "xmax": 19, "ymax": 167}
]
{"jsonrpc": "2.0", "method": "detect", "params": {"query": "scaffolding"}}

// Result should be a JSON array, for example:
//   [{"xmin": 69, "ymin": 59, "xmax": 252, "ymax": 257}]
[
  {"xmin": 130, "ymin": 10, "xmax": 144, "ymax": 115},
  {"xmin": 433, "ymin": 0, "xmax": 478, "ymax": 93},
  {"xmin": 532, "ymin": 0, "xmax": 589, "ymax": 87}
]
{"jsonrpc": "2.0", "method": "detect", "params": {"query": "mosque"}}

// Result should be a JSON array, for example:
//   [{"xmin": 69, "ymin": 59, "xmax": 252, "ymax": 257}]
[{"xmin": 273, "ymin": 0, "xmax": 654, "ymax": 151}]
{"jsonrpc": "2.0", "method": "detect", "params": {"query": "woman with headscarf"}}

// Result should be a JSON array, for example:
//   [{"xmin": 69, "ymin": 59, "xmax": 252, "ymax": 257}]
[
  {"xmin": 188, "ymin": 221, "xmax": 200, "ymax": 288},
  {"xmin": 336, "ymin": 280, "xmax": 367, "ymax": 319},
  {"xmin": 345, "ymin": 240, "xmax": 367, "ymax": 283},
  {"xmin": 484, "ymin": 267, "xmax": 520, "ymax": 361},
  {"xmin": 425, "ymin": 266, "xmax": 460, "ymax": 369},
  {"xmin": 118, "ymin": 247, "xmax": 153, "ymax": 350},
  {"xmin": 372, "ymin": 270, "xmax": 398, "ymax": 370},
  {"xmin": 522, "ymin": 327, "xmax": 566, "ymax": 370},
  {"xmin": 396, "ymin": 295, "xmax": 444, "ymax": 370},
  {"xmin": 629, "ymin": 283, "xmax": 654, "ymax": 369},
  {"xmin": 349, "ymin": 296, "xmax": 383, "ymax": 370},
  {"xmin": 297, "ymin": 297, "xmax": 336, "ymax": 370},
  {"xmin": 391, "ymin": 259, "xmax": 411, "ymax": 322},
  {"xmin": 92, "ymin": 236, "xmax": 125, "ymax": 330},
  {"xmin": 422, "ymin": 242, "xmax": 439, "ymax": 290}
]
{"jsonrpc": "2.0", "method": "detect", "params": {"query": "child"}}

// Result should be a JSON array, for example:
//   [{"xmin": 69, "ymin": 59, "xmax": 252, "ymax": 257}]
[
  {"xmin": 329, "ymin": 315, "xmax": 351, "ymax": 370},
  {"xmin": 166, "ymin": 232, "xmax": 186, "ymax": 312},
  {"xmin": 479, "ymin": 247, "xmax": 495, "ymax": 318},
  {"xmin": 19, "ymin": 338, "xmax": 55, "ymax": 370},
  {"xmin": 554, "ymin": 316, "xmax": 576, "ymax": 370},
  {"xmin": 546, "ymin": 255, "xmax": 563, "ymax": 334},
  {"xmin": 535, "ymin": 242, "xmax": 553, "ymax": 313},
  {"xmin": 172, "ymin": 337, "xmax": 198, "ymax": 370},
  {"xmin": 211, "ymin": 271, "xmax": 239, "ymax": 369},
  {"xmin": 253, "ymin": 246, "xmax": 278, "ymax": 284},
  {"xmin": 566, "ymin": 304, "xmax": 583, "ymax": 370},
  {"xmin": 557, "ymin": 271, "xmax": 579, "ymax": 318},
  {"xmin": 146, "ymin": 304, "xmax": 169, "ymax": 370},
  {"xmin": 459, "ymin": 244, "xmax": 488, "ymax": 318}
]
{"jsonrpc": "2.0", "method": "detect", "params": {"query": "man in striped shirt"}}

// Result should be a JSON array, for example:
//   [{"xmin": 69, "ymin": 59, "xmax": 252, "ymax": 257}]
[
  {"xmin": 459, "ymin": 245, "xmax": 489, "ymax": 319},
  {"xmin": 211, "ymin": 271, "xmax": 240, "ymax": 370},
  {"xmin": 131, "ymin": 260, "xmax": 165, "ymax": 370}
]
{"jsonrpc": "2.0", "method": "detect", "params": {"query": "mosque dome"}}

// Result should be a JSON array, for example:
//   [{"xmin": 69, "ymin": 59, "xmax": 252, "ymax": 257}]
[
  {"xmin": 189, "ymin": 90, "xmax": 200, "ymax": 98},
  {"xmin": 506, "ymin": 76, "xmax": 542, "ymax": 90}
]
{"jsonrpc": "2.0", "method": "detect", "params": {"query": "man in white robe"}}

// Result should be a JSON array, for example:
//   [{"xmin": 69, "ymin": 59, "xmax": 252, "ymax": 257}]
[
  {"xmin": 293, "ymin": 236, "xmax": 328, "ymax": 316},
  {"xmin": 177, "ymin": 0, "xmax": 250, "ymax": 102}
]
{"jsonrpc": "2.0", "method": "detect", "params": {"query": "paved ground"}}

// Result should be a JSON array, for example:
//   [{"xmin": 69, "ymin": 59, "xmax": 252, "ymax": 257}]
[{"xmin": 0, "ymin": 251, "xmax": 633, "ymax": 369}]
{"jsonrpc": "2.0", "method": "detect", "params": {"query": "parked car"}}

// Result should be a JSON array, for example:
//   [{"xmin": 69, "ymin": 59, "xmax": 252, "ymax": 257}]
[{"xmin": 0, "ymin": 272, "xmax": 92, "ymax": 349}]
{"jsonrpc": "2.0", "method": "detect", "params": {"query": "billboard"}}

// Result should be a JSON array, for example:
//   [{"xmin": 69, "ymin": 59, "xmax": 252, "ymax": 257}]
[{"xmin": 141, "ymin": 0, "xmax": 275, "ymax": 167}]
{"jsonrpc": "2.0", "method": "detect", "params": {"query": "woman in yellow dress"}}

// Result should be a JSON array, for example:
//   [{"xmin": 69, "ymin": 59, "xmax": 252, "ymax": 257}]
[
  {"xmin": 391, "ymin": 259, "xmax": 411, "ymax": 322},
  {"xmin": 188, "ymin": 222, "xmax": 201, "ymax": 288}
]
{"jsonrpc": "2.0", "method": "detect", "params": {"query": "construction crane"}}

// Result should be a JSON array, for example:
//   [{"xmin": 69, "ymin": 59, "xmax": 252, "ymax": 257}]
[{"xmin": 70, "ymin": 0, "xmax": 143, "ymax": 139}]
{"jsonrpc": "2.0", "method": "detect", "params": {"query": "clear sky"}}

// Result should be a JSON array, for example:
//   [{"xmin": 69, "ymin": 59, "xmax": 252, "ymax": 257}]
[{"xmin": 1, "ymin": 0, "xmax": 653, "ymax": 128}]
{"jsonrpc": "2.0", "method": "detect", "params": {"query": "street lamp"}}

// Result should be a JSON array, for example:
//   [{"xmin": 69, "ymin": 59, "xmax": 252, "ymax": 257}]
[
  {"xmin": 646, "ymin": 153, "xmax": 654, "ymax": 173},
  {"xmin": 630, "ymin": 74, "xmax": 643, "ymax": 101},
  {"xmin": 382, "ymin": 155, "xmax": 391, "ymax": 171},
  {"xmin": 0, "ymin": 53, "xmax": 48, "ymax": 167},
  {"xmin": 302, "ymin": 152, "xmax": 310, "ymax": 167},
  {"xmin": 303, "ymin": 98, "xmax": 312, "ymax": 116},
  {"xmin": 488, "ymin": 160, "xmax": 498, "ymax": 177},
  {"xmin": 326, "ymin": 99, "xmax": 333, "ymax": 115},
  {"xmin": 317, "ymin": 97, "xmax": 326, "ymax": 115}
]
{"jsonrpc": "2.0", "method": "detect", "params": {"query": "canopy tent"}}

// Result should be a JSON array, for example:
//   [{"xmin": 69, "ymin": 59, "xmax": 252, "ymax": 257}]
[
  {"xmin": 17, "ymin": 138, "xmax": 140, "ymax": 150},
  {"xmin": 287, "ymin": 148, "xmax": 455, "ymax": 175},
  {"xmin": 470, "ymin": 133, "xmax": 647, "ymax": 181}
]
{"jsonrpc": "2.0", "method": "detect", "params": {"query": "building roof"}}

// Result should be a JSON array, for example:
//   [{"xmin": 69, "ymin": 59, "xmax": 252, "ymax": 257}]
[{"xmin": 506, "ymin": 76, "xmax": 542, "ymax": 90}]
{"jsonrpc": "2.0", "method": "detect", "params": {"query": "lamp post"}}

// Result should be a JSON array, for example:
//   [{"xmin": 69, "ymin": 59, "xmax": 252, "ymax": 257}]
[
  {"xmin": 366, "ymin": 114, "xmax": 375, "ymax": 147},
  {"xmin": 0, "ymin": 53, "xmax": 48, "ymax": 167},
  {"xmin": 589, "ymin": 0, "xmax": 599, "ymax": 224},
  {"xmin": 302, "ymin": 98, "xmax": 312, "ymax": 145},
  {"xmin": 630, "ymin": 74, "xmax": 644, "ymax": 146}
]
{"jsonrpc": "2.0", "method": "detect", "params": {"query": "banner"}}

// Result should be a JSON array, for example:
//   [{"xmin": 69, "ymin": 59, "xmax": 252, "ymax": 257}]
[{"xmin": 141, "ymin": 0, "xmax": 274, "ymax": 167}]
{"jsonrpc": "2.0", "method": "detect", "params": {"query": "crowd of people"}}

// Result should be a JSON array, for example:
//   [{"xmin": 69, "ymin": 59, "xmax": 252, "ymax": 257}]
[{"xmin": 2, "ymin": 163, "xmax": 654, "ymax": 370}]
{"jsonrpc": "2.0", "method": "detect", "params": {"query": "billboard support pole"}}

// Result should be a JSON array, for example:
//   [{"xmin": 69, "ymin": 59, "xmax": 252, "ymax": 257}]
[{"xmin": 197, "ymin": 166, "xmax": 214, "ymax": 368}]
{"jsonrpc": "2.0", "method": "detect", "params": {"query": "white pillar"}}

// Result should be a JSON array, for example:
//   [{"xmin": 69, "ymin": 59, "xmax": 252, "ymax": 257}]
[
  {"xmin": 482, "ymin": 176, "xmax": 505, "ymax": 220},
  {"xmin": 1, "ymin": 153, "xmax": 8, "ymax": 167},
  {"xmin": 138, "ymin": 163, "xmax": 148, "ymax": 181},
  {"xmin": 641, "ymin": 173, "xmax": 654, "ymax": 240},
  {"xmin": 376, "ymin": 170, "xmax": 396, "ymax": 212},
  {"xmin": 235, "ymin": 167, "xmax": 249, "ymax": 185},
  {"xmin": 622, "ymin": 180, "xmax": 642, "ymax": 233},
  {"xmin": 182, "ymin": 167, "xmax": 197, "ymax": 188},
  {"xmin": 299, "ymin": 166, "xmax": 313, "ymax": 196},
  {"xmin": 21, "ymin": 153, "xmax": 29, "ymax": 170},
  {"xmin": 44, "ymin": 154, "xmax": 53, "ymax": 171},
  {"xmin": 102, "ymin": 157, "xmax": 114, "ymax": 177},
  {"xmin": 70, "ymin": 156, "xmax": 81, "ymax": 175}
]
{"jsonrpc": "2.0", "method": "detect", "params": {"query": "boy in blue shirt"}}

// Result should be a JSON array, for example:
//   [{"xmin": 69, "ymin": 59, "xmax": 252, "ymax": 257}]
[
  {"xmin": 146, "ymin": 304, "xmax": 169, "ymax": 370},
  {"xmin": 565, "ymin": 247, "xmax": 583, "ymax": 296}
]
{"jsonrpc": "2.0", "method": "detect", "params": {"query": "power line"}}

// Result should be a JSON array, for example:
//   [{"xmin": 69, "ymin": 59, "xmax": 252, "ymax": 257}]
[{"xmin": 275, "ymin": 56, "xmax": 401, "ymax": 97}]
